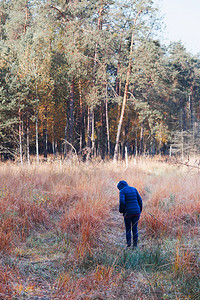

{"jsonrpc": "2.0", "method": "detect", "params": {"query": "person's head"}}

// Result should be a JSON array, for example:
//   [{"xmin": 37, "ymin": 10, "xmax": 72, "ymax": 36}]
[{"xmin": 117, "ymin": 180, "xmax": 128, "ymax": 190}]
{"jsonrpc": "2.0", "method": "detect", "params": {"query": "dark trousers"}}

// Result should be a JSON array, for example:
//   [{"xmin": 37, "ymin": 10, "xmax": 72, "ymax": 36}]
[{"xmin": 124, "ymin": 215, "xmax": 140, "ymax": 247}]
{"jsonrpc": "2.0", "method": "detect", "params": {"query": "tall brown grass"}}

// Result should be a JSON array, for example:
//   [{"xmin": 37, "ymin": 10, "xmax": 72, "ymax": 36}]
[
  {"xmin": 0, "ymin": 158, "xmax": 199, "ymax": 299},
  {"xmin": 141, "ymin": 172, "xmax": 200, "ymax": 237}
]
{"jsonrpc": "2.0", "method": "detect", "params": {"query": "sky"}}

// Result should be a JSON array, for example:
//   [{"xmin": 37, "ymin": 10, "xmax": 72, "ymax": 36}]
[{"xmin": 156, "ymin": 0, "xmax": 200, "ymax": 55}]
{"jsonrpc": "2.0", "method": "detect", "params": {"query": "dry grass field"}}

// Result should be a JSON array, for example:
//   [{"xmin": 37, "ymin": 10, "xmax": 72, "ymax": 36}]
[{"xmin": 0, "ymin": 157, "xmax": 199, "ymax": 299}]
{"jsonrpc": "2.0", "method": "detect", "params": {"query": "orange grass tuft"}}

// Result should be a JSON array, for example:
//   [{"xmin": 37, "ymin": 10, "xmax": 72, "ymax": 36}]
[
  {"xmin": 0, "ymin": 229, "xmax": 12, "ymax": 253},
  {"xmin": 0, "ymin": 267, "xmax": 13, "ymax": 298},
  {"xmin": 54, "ymin": 266, "xmax": 121, "ymax": 299},
  {"xmin": 60, "ymin": 192, "xmax": 113, "ymax": 257},
  {"xmin": 174, "ymin": 240, "xmax": 199, "ymax": 278},
  {"xmin": 0, "ymin": 265, "xmax": 23, "ymax": 299},
  {"xmin": 141, "ymin": 170, "xmax": 200, "ymax": 237}
]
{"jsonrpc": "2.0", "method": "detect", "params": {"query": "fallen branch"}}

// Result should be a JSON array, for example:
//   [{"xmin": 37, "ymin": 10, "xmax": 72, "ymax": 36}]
[{"xmin": 62, "ymin": 139, "xmax": 78, "ymax": 160}]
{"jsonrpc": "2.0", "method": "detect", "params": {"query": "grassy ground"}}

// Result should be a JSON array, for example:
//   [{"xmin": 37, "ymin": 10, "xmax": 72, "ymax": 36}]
[{"xmin": 0, "ymin": 157, "xmax": 199, "ymax": 299}]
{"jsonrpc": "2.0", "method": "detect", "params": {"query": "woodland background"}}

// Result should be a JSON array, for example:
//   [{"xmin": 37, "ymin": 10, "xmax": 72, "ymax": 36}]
[
  {"xmin": 0, "ymin": 2, "xmax": 200, "ymax": 298},
  {"xmin": 1, "ymin": 0, "xmax": 200, "ymax": 163}
]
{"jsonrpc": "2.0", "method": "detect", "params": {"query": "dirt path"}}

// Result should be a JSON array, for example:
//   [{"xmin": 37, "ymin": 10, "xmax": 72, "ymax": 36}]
[
  {"xmin": 13, "ymin": 182, "xmax": 133, "ymax": 299},
  {"xmin": 14, "ymin": 213, "xmax": 126, "ymax": 299},
  {"xmin": 104, "ymin": 207, "xmax": 146, "ymax": 252},
  {"xmin": 13, "ymin": 228, "xmax": 63, "ymax": 299},
  {"xmin": 104, "ymin": 208, "xmax": 126, "ymax": 248}
]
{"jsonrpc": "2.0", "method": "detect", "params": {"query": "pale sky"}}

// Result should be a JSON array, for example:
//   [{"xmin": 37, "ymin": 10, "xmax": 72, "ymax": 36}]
[{"xmin": 156, "ymin": 0, "xmax": 200, "ymax": 55}]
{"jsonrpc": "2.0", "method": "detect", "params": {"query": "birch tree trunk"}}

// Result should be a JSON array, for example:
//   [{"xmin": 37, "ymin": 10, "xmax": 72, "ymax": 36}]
[
  {"xmin": 35, "ymin": 104, "xmax": 39, "ymax": 165},
  {"xmin": 87, "ymin": 106, "xmax": 93, "ymax": 149},
  {"xmin": 139, "ymin": 123, "xmax": 144, "ymax": 155},
  {"xmin": 43, "ymin": 105, "xmax": 48, "ymax": 159},
  {"xmin": 181, "ymin": 129, "xmax": 184, "ymax": 161},
  {"xmin": 79, "ymin": 79, "xmax": 86, "ymax": 152},
  {"xmin": 69, "ymin": 79, "xmax": 74, "ymax": 146},
  {"xmin": 105, "ymin": 85, "xmax": 110, "ymax": 157},
  {"xmin": 135, "ymin": 126, "xmax": 138, "ymax": 157},
  {"xmin": 92, "ymin": 109, "xmax": 95, "ymax": 156},
  {"xmin": 113, "ymin": 9, "xmax": 143, "ymax": 161},
  {"xmin": 27, "ymin": 116, "xmax": 30, "ymax": 165},
  {"xmin": 52, "ymin": 138, "xmax": 55, "ymax": 158},
  {"xmin": 19, "ymin": 109, "xmax": 23, "ymax": 165},
  {"xmin": 101, "ymin": 100, "xmax": 106, "ymax": 160},
  {"xmin": 55, "ymin": 139, "xmax": 58, "ymax": 159},
  {"xmin": 64, "ymin": 119, "xmax": 67, "ymax": 159},
  {"xmin": 34, "ymin": 69, "xmax": 39, "ymax": 165}
]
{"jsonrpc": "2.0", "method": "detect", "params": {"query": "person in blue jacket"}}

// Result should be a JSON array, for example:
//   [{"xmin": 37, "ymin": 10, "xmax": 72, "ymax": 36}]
[{"xmin": 117, "ymin": 180, "xmax": 143, "ymax": 248}]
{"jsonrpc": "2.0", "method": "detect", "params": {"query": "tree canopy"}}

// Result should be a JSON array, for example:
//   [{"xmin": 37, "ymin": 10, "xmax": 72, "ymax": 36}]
[{"xmin": 0, "ymin": 0, "xmax": 200, "ymax": 162}]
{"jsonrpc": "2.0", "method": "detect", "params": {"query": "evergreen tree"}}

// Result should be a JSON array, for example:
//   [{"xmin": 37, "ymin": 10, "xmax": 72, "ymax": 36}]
[{"xmin": 1, "ymin": 0, "xmax": 200, "ymax": 160}]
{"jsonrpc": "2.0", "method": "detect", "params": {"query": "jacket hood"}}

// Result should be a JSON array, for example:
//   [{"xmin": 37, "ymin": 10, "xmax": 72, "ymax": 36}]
[{"xmin": 117, "ymin": 180, "xmax": 128, "ymax": 190}]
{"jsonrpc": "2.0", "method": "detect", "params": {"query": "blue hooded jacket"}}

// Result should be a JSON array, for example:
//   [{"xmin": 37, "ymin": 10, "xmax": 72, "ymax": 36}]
[{"xmin": 117, "ymin": 180, "xmax": 142, "ymax": 216}]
